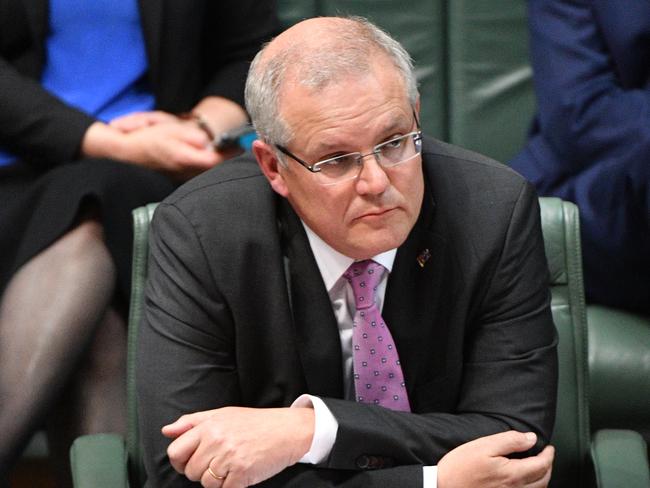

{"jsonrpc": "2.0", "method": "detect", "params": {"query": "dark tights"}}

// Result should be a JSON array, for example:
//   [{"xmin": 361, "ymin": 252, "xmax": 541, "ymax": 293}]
[{"xmin": 0, "ymin": 218, "xmax": 126, "ymax": 486}]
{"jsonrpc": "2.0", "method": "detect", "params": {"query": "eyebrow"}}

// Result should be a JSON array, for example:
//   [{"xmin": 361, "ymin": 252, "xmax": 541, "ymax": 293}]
[{"xmin": 310, "ymin": 116, "xmax": 412, "ymax": 157}]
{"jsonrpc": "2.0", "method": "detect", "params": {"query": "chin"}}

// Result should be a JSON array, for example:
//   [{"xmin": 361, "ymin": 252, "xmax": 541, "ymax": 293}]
[{"xmin": 348, "ymin": 230, "xmax": 408, "ymax": 259}]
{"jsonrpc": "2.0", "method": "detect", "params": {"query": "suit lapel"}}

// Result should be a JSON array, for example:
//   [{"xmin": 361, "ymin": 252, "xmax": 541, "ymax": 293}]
[
  {"xmin": 383, "ymin": 178, "xmax": 458, "ymax": 403},
  {"xmin": 278, "ymin": 198, "xmax": 344, "ymax": 399}
]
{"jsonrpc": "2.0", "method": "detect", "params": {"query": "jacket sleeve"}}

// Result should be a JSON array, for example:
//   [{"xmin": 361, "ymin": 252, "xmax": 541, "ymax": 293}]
[
  {"xmin": 321, "ymin": 182, "xmax": 557, "ymax": 470},
  {"xmin": 138, "ymin": 201, "xmax": 242, "ymax": 486},
  {"xmin": 0, "ymin": 56, "xmax": 96, "ymax": 166},
  {"xmin": 526, "ymin": 0, "xmax": 650, "ymax": 178}
]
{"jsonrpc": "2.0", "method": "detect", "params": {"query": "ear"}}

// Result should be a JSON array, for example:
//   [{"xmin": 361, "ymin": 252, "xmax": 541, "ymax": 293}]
[
  {"xmin": 414, "ymin": 96, "xmax": 421, "ymax": 117},
  {"xmin": 252, "ymin": 139, "xmax": 289, "ymax": 197}
]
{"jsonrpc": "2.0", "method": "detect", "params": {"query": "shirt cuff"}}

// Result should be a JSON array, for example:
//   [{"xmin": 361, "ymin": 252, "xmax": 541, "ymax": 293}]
[
  {"xmin": 423, "ymin": 465, "xmax": 438, "ymax": 488},
  {"xmin": 291, "ymin": 394, "xmax": 339, "ymax": 464}
]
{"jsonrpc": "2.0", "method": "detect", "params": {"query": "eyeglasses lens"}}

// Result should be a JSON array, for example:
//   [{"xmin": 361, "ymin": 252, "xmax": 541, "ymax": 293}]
[{"xmin": 316, "ymin": 132, "xmax": 421, "ymax": 185}]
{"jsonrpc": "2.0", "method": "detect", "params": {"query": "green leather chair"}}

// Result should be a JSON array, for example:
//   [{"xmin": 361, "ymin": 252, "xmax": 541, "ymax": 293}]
[
  {"xmin": 446, "ymin": 0, "xmax": 535, "ymax": 164},
  {"xmin": 71, "ymin": 203, "xmax": 158, "ymax": 488},
  {"xmin": 443, "ymin": 0, "xmax": 650, "ymax": 443},
  {"xmin": 277, "ymin": 0, "xmax": 447, "ymax": 140},
  {"xmin": 587, "ymin": 306, "xmax": 650, "ymax": 442},
  {"xmin": 538, "ymin": 199, "xmax": 648, "ymax": 488},
  {"xmin": 27, "ymin": 0, "xmax": 650, "ymax": 476},
  {"xmin": 69, "ymin": 198, "xmax": 650, "ymax": 487}
]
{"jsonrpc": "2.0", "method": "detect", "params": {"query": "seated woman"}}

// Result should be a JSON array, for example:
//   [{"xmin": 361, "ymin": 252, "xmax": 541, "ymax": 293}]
[{"xmin": 0, "ymin": 0, "xmax": 277, "ymax": 483}]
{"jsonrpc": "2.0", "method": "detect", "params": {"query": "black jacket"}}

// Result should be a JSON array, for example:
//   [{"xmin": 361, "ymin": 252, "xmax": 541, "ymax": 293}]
[{"xmin": 139, "ymin": 137, "xmax": 558, "ymax": 486}]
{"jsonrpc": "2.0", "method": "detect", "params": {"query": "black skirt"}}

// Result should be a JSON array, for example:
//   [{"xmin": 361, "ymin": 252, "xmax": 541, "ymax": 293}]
[{"xmin": 0, "ymin": 159, "xmax": 176, "ymax": 305}]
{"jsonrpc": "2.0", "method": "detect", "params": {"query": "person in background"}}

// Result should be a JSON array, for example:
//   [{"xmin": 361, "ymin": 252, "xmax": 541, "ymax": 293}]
[
  {"xmin": 511, "ymin": 0, "xmax": 650, "ymax": 314},
  {"xmin": 138, "ymin": 16, "xmax": 556, "ymax": 487},
  {"xmin": 0, "ymin": 0, "xmax": 278, "ymax": 483}
]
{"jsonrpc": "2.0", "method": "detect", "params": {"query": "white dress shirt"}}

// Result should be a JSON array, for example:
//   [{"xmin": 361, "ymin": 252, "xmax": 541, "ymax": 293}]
[{"xmin": 292, "ymin": 223, "xmax": 437, "ymax": 488}]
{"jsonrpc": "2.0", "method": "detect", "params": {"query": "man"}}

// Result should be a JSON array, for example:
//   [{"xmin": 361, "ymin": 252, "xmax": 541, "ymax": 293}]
[{"xmin": 138, "ymin": 17, "xmax": 557, "ymax": 487}]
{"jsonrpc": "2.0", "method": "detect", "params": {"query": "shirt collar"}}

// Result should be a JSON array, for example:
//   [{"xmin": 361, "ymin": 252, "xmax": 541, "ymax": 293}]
[{"xmin": 302, "ymin": 222, "xmax": 397, "ymax": 292}]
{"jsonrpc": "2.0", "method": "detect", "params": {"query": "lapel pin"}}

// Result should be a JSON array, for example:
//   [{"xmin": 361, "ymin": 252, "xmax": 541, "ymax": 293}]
[{"xmin": 416, "ymin": 248, "xmax": 431, "ymax": 268}]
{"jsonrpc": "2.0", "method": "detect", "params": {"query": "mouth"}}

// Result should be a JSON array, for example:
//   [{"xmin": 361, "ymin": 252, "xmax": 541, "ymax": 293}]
[{"xmin": 355, "ymin": 207, "xmax": 397, "ymax": 221}]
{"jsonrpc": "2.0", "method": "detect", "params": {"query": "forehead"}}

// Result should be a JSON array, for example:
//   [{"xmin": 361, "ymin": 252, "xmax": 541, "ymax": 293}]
[{"xmin": 278, "ymin": 61, "xmax": 412, "ymax": 153}]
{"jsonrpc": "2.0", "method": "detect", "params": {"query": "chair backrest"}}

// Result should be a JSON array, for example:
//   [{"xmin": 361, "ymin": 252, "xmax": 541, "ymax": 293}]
[
  {"xmin": 446, "ymin": 0, "xmax": 534, "ymax": 163},
  {"xmin": 277, "ymin": 0, "xmax": 447, "ymax": 140},
  {"xmin": 127, "ymin": 198, "xmax": 593, "ymax": 487},
  {"xmin": 127, "ymin": 203, "xmax": 159, "ymax": 487},
  {"xmin": 277, "ymin": 0, "xmax": 535, "ymax": 164},
  {"xmin": 540, "ymin": 197, "xmax": 592, "ymax": 487}
]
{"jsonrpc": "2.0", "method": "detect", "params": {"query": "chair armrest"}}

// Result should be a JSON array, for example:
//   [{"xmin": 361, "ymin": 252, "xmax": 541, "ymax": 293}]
[
  {"xmin": 591, "ymin": 429, "xmax": 650, "ymax": 488},
  {"xmin": 70, "ymin": 433, "xmax": 129, "ymax": 488}
]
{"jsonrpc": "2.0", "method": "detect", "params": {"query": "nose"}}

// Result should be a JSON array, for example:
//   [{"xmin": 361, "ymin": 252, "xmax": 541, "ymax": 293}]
[{"xmin": 355, "ymin": 153, "xmax": 390, "ymax": 195}]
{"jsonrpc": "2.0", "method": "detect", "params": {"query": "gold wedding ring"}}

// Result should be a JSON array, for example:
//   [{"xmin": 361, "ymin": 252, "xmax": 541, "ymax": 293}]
[{"xmin": 207, "ymin": 465, "xmax": 227, "ymax": 481}]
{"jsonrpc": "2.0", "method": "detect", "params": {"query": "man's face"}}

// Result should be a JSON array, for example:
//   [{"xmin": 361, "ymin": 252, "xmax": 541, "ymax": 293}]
[{"xmin": 257, "ymin": 62, "xmax": 424, "ymax": 259}]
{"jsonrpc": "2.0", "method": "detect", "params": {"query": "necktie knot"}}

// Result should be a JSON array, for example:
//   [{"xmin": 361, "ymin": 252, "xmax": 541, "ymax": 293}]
[{"xmin": 343, "ymin": 260, "xmax": 384, "ymax": 310}]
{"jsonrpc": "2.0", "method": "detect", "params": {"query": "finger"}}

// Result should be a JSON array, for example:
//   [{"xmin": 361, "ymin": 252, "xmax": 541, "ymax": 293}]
[
  {"xmin": 163, "ymin": 419, "xmax": 196, "ymax": 438},
  {"xmin": 524, "ymin": 451, "xmax": 554, "ymax": 488},
  {"xmin": 201, "ymin": 471, "xmax": 222, "ymax": 488},
  {"xmin": 200, "ymin": 458, "xmax": 229, "ymax": 488},
  {"xmin": 110, "ymin": 114, "xmax": 151, "ymax": 132},
  {"xmin": 508, "ymin": 445, "xmax": 555, "ymax": 485},
  {"xmin": 184, "ymin": 442, "xmax": 219, "ymax": 482},
  {"xmin": 110, "ymin": 119, "xmax": 140, "ymax": 132},
  {"xmin": 177, "ymin": 124, "xmax": 214, "ymax": 149},
  {"xmin": 222, "ymin": 470, "xmax": 245, "ymax": 488},
  {"xmin": 172, "ymin": 145, "xmax": 220, "ymax": 170},
  {"xmin": 111, "ymin": 111, "xmax": 177, "ymax": 132},
  {"xmin": 163, "ymin": 411, "xmax": 216, "ymax": 438},
  {"xmin": 148, "ymin": 110, "xmax": 178, "ymax": 124},
  {"xmin": 162, "ymin": 421, "xmax": 193, "ymax": 439},
  {"xmin": 201, "ymin": 469, "xmax": 226, "ymax": 488},
  {"xmin": 475, "ymin": 430, "xmax": 538, "ymax": 457},
  {"xmin": 166, "ymin": 428, "xmax": 201, "ymax": 474}
]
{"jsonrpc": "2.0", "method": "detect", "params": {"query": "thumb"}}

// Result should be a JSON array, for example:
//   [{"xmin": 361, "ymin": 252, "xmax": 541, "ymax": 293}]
[{"xmin": 476, "ymin": 431, "xmax": 538, "ymax": 457}]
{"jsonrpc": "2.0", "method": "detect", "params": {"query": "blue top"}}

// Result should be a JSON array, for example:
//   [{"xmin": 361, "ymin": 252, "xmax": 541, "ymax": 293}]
[{"xmin": 0, "ymin": 0, "xmax": 154, "ymax": 166}]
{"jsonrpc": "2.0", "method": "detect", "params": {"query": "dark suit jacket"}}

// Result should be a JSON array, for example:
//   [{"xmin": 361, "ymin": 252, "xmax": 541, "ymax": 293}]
[
  {"xmin": 511, "ymin": 0, "xmax": 650, "ymax": 313},
  {"xmin": 0, "ymin": 0, "xmax": 278, "ymax": 167},
  {"xmin": 139, "ymin": 137, "xmax": 558, "ymax": 487}
]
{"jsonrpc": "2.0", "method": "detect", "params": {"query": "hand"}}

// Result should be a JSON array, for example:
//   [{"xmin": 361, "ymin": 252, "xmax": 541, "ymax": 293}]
[
  {"xmin": 81, "ymin": 96, "xmax": 248, "ymax": 181},
  {"xmin": 191, "ymin": 96, "xmax": 249, "ymax": 139},
  {"xmin": 81, "ymin": 120, "xmax": 221, "ymax": 181},
  {"xmin": 163, "ymin": 406, "xmax": 315, "ymax": 488},
  {"xmin": 117, "ymin": 120, "xmax": 222, "ymax": 180},
  {"xmin": 437, "ymin": 431, "xmax": 554, "ymax": 488},
  {"xmin": 109, "ymin": 110, "xmax": 178, "ymax": 133}
]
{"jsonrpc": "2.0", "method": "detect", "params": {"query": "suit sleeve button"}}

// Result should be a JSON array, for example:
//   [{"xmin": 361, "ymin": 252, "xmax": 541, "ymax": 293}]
[{"xmin": 355, "ymin": 455, "xmax": 370, "ymax": 469}]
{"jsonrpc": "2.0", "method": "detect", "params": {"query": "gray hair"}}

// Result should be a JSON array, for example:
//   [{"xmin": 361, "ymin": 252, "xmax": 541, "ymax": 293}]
[{"xmin": 244, "ymin": 16, "xmax": 419, "ymax": 147}]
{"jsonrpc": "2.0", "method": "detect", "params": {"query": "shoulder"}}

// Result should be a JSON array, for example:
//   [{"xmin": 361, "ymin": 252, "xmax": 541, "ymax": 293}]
[
  {"xmin": 421, "ymin": 135, "xmax": 532, "ymax": 209},
  {"xmin": 418, "ymin": 136, "xmax": 539, "ymax": 251},
  {"xmin": 421, "ymin": 136, "xmax": 525, "ymax": 186},
  {"xmin": 153, "ymin": 153, "xmax": 278, "ymax": 243},
  {"xmin": 162, "ymin": 152, "xmax": 272, "ymax": 215}
]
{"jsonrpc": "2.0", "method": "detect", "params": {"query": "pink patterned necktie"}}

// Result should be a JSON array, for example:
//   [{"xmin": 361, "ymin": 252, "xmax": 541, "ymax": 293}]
[{"xmin": 344, "ymin": 260, "xmax": 411, "ymax": 412}]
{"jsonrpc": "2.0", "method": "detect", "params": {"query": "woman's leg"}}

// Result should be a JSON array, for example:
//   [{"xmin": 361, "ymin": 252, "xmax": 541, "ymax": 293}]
[
  {"xmin": 0, "ymin": 218, "xmax": 117, "ymax": 474},
  {"xmin": 46, "ymin": 306, "xmax": 127, "ymax": 487}
]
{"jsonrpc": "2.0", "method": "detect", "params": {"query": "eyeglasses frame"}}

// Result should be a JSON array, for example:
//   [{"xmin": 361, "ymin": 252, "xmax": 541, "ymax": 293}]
[{"xmin": 274, "ymin": 113, "xmax": 422, "ymax": 178}]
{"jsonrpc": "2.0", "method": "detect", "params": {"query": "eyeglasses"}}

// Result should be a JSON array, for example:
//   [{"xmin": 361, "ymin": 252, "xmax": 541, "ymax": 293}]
[{"xmin": 275, "ymin": 125, "xmax": 423, "ymax": 186}]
